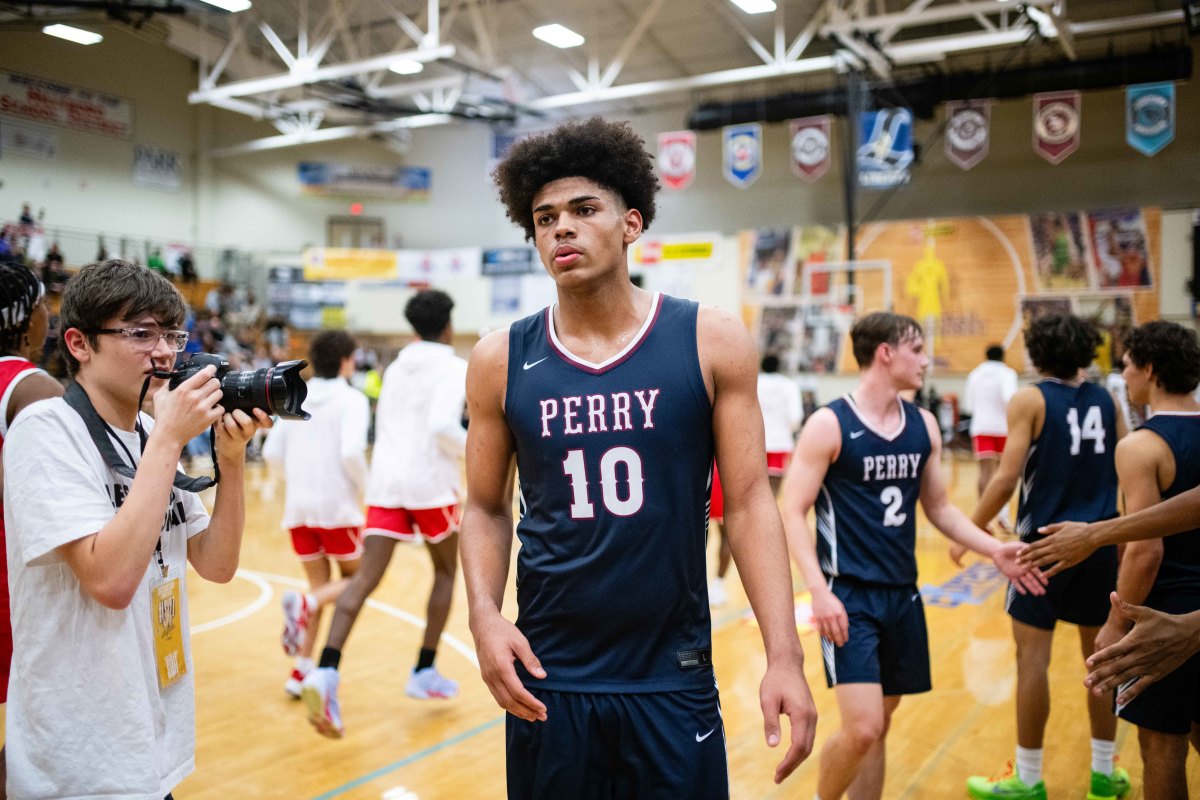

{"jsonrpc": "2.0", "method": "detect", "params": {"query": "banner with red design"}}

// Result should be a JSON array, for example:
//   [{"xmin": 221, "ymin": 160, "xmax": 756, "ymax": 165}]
[
  {"xmin": 788, "ymin": 116, "xmax": 831, "ymax": 183},
  {"xmin": 656, "ymin": 130, "xmax": 697, "ymax": 191},
  {"xmin": 1033, "ymin": 91, "xmax": 1081, "ymax": 165}
]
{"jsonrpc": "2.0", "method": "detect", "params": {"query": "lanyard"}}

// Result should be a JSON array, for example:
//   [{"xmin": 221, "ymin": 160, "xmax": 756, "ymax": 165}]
[{"xmin": 100, "ymin": 414, "xmax": 169, "ymax": 579}]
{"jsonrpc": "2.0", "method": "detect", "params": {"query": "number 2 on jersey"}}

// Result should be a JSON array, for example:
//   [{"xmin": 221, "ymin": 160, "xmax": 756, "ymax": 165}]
[
  {"xmin": 563, "ymin": 447, "xmax": 645, "ymax": 518},
  {"xmin": 880, "ymin": 485, "xmax": 906, "ymax": 527},
  {"xmin": 1067, "ymin": 406, "xmax": 1106, "ymax": 455}
]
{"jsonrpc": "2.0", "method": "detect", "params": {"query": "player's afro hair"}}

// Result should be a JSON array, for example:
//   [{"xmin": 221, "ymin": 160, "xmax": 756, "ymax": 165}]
[
  {"xmin": 1124, "ymin": 320, "xmax": 1200, "ymax": 395},
  {"xmin": 493, "ymin": 117, "xmax": 660, "ymax": 242},
  {"xmin": 1024, "ymin": 314, "xmax": 1101, "ymax": 380}
]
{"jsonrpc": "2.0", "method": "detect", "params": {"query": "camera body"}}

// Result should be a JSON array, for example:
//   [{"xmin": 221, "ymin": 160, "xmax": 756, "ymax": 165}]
[{"xmin": 167, "ymin": 353, "xmax": 311, "ymax": 420}]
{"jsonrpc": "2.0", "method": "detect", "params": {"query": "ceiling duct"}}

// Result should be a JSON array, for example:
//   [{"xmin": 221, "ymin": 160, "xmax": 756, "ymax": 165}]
[{"xmin": 686, "ymin": 47, "xmax": 1193, "ymax": 130}]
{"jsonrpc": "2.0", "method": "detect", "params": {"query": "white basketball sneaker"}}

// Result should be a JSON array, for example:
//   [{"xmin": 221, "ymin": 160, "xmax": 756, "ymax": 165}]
[
  {"xmin": 301, "ymin": 667, "xmax": 345, "ymax": 738},
  {"xmin": 406, "ymin": 667, "xmax": 459, "ymax": 700}
]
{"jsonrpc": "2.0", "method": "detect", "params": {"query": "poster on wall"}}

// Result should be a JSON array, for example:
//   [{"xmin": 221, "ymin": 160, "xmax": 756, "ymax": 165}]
[
  {"xmin": 630, "ymin": 233, "xmax": 720, "ymax": 267},
  {"xmin": 0, "ymin": 118, "xmax": 58, "ymax": 160},
  {"xmin": 1028, "ymin": 212, "xmax": 1091, "ymax": 290},
  {"xmin": 745, "ymin": 229, "xmax": 792, "ymax": 296},
  {"xmin": 722, "ymin": 123, "xmax": 762, "ymax": 188},
  {"xmin": 132, "ymin": 144, "xmax": 182, "ymax": 193},
  {"xmin": 0, "ymin": 70, "xmax": 133, "ymax": 140},
  {"xmin": 788, "ymin": 116, "xmax": 831, "ymax": 183},
  {"xmin": 298, "ymin": 162, "xmax": 431, "ymax": 201},
  {"xmin": 857, "ymin": 108, "xmax": 913, "ymax": 188},
  {"xmin": 789, "ymin": 225, "xmax": 842, "ymax": 296},
  {"xmin": 1085, "ymin": 208, "xmax": 1153, "ymax": 289},
  {"xmin": 1033, "ymin": 90, "xmax": 1081, "ymax": 164},
  {"xmin": 1075, "ymin": 293, "xmax": 1135, "ymax": 374},
  {"xmin": 1126, "ymin": 82, "xmax": 1174, "ymax": 157},
  {"xmin": 303, "ymin": 248, "xmax": 398, "ymax": 281},
  {"xmin": 657, "ymin": 130, "xmax": 697, "ymax": 190},
  {"xmin": 944, "ymin": 100, "xmax": 990, "ymax": 170}
]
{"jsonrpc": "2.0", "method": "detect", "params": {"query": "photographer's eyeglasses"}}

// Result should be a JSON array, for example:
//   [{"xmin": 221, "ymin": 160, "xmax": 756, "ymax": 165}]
[{"xmin": 86, "ymin": 327, "xmax": 190, "ymax": 352}]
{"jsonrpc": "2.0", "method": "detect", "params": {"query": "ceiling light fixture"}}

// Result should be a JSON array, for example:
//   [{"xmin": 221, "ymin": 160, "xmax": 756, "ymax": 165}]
[
  {"xmin": 195, "ymin": 0, "xmax": 252, "ymax": 12},
  {"xmin": 389, "ymin": 60, "xmax": 425, "ymax": 75},
  {"xmin": 729, "ymin": 0, "xmax": 777, "ymax": 13},
  {"xmin": 42, "ymin": 24, "xmax": 103, "ymax": 45},
  {"xmin": 532, "ymin": 24, "xmax": 585, "ymax": 48}
]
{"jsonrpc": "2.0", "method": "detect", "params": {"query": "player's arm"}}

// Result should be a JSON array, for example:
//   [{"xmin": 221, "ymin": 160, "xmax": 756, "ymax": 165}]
[
  {"xmin": 0, "ymin": 371, "xmax": 63, "ymax": 488},
  {"xmin": 1086, "ymin": 594, "xmax": 1200, "ymax": 704},
  {"xmin": 460, "ymin": 330, "xmax": 547, "ymax": 723},
  {"xmin": 1095, "ymin": 432, "xmax": 1165, "ymax": 650},
  {"xmin": 971, "ymin": 386, "xmax": 1041, "ymax": 529},
  {"xmin": 779, "ymin": 408, "xmax": 848, "ymax": 645},
  {"xmin": 918, "ymin": 409, "xmax": 1046, "ymax": 596},
  {"xmin": 702, "ymin": 308, "xmax": 816, "ymax": 784}
]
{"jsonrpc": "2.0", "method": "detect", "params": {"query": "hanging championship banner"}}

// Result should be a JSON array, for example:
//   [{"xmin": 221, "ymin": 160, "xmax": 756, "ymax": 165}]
[
  {"xmin": 1033, "ymin": 91, "xmax": 1081, "ymax": 164},
  {"xmin": 723, "ymin": 123, "xmax": 762, "ymax": 188},
  {"xmin": 1126, "ymin": 82, "xmax": 1174, "ymax": 157},
  {"xmin": 944, "ymin": 100, "xmax": 991, "ymax": 170},
  {"xmin": 857, "ymin": 108, "xmax": 913, "ymax": 189},
  {"xmin": 788, "ymin": 116, "xmax": 831, "ymax": 183},
  {"xmin": 657, "ymin": 130, "xmax": 697, "ymax": 190}
]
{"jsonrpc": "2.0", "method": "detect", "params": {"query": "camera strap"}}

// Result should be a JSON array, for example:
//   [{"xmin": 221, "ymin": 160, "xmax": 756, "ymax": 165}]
[{"xmin": 64, "ymin": 380, "xmax": 216, "ymax": 493}]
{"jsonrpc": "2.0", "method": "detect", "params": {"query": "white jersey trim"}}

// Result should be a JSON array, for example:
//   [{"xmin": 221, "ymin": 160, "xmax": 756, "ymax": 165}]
[
  {"xmin": 547, "ymin": 292, "xmax": 661, "ymax": 371},
  {"xmin": 0, "ymin": 360, "xmax": 47, "ymax": 438},
  {"xmin": 843, "ymin": 393, "xmax": 907, "ymax": 442}
]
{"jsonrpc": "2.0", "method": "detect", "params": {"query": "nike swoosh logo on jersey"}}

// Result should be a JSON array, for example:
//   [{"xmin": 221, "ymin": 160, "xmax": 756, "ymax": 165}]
[
  {"xmin": 695, "ymin": 729, "xmax": 715, "ymax": 742},
  {"xmin": 850, "ymin": 430, "xmax": 866, "ymax": 439},
  {"xmin": 523, "ymin": 357, "xmax": 549, "ymax": 370}
]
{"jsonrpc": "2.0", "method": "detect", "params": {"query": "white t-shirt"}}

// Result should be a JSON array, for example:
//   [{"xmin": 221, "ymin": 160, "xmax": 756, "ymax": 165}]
[
  {"xmin": 757, "ymin": 373, "xmax": 803, "ymax": 453},
  {"xmin": 4, "ymin": 398, "xmax": 210, "ymax": 800},
  {"xmin": 964, "ymin": 359, "xmax": 1019, "ymax": 437},
  {"xmin": 365, "ymin": 341, "xmax": 468, "ymax": 510},
  {"xmin": 262, "ymin": 377, "xmax": 369, "ymax": 529}
]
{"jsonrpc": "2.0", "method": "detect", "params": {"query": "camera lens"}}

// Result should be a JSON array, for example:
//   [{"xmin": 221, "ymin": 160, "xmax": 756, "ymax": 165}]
[{"xmin": 218, "ymin": 360, "xmax": 311, "ymax": 420}]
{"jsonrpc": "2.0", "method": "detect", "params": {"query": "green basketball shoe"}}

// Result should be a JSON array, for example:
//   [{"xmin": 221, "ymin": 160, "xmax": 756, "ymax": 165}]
[
  {"xmin": 966, "ymin": 763, "xmax": 1048, "ymax": 800},
  {"xmin": 1087, "ymin": 765, "xmax": 1131, "ymax": 800}
]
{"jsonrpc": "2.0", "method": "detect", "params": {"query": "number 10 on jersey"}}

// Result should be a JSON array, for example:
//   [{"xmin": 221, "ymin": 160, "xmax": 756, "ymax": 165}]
[{"xmin": 563, "ymin": 448, "xmax": 645, "ymax": 518}]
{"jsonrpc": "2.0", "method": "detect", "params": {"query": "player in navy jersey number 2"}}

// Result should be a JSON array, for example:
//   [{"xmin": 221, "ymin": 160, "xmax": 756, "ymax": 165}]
[
  {"xmin": 461, "ymin": 117, "xmax": 817, "ymax": 798},
  {"xmin": 781, "ymin": 312, "xmax": 1045, "ymax": 800}
]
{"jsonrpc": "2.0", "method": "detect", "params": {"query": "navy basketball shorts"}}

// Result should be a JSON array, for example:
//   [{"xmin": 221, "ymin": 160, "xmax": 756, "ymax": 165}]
[
  {"xmin": 505, "ymin": 684, "xmax": 729, "ymax": 800},
  {"xmin": 821, "ymin": 578, "xmax": 932, "ymax": 696},
  {"xmin": 1117, "ymin": 591, "xmax": 1200, "ymax": 735},
  {"xmin": 1006, "ymin": 543, "xmax": 1117, "ymax": 630}
]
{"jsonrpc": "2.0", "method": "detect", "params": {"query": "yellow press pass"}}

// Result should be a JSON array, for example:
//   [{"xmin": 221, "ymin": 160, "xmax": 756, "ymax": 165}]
[{"xmin": 152, "ymin": 577, "xmax": 186, "ymax": 689}]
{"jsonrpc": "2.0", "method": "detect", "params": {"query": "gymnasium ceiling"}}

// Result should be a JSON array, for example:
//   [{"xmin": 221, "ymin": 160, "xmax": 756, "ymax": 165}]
[{"xmin": 1, "ymin": 0, "xmax": 1193, "ymax": 155}]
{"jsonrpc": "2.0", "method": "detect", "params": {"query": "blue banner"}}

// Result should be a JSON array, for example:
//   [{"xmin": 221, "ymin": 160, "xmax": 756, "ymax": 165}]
[
  {"xmin": 298, "ymin": 162, "xmax": 431, "ymax": 200},
  {"xmin": 1126, "ymin": 82, "xmax": 1174, "ymax": 157},
  {"xmin": 857, "ymin": 108, "xmax": 913, "ymax": 189},
  {"xmin": 481, "ymin": 247, "xmax": 538, "ymax": 276},
  {"xmin": 722, "ymin": 123, "xmax": 762, "ymax": 188}
]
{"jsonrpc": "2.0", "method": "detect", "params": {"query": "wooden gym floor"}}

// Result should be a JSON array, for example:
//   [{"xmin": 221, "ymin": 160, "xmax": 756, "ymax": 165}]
[{"xmin": 45, "ymin": 454, "xmax": 1200, "ymax": 798}]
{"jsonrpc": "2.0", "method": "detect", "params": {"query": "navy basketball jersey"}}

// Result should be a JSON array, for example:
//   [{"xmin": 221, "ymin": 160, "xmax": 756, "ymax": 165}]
[
  {"xmin": 816, "ymin": 396, "xmax": 931, "ymax": 586},
  {"xmin": 1139, "ymin": 412, "xmax": 1200, "ymax": 595},
  {"xmin": 504, "ymin": 293, "xmax": 715, "ymax": 693},
  {"xmin": 1017, "ymin": 380, "xmax": 1118, "ymax": 539}
]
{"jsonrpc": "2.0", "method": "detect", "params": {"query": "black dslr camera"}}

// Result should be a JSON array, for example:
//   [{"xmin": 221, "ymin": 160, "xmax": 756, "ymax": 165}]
[{"xmin": 163, "ymin": 353, "xmax": 311, "ymax": 420}]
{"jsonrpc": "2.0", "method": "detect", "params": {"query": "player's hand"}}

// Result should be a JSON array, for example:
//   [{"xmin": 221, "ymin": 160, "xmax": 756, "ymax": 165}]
[
  {"xmin": 948, "ymin": 542, "xmax": 969, "ymax": 566},
  {"xmin": 810, "ymin": 588, "xmax": 849, "ymax": 646},
  {"xmin": 1086, "ymin": 592, "xmax": 1200, "ymax": 704},
  {"xmin": 214, "ymin": 408, "xmax": 272, "ymax": 464},
  {"xmin": 760, "ymin": 658, "xmax": 817, "ymax": 784},
  {"xmin": 991, "ymin": 541, "xmax": 1048, "ymax": 596},
  {"xmin": 470, "ymin": 611, "xmax": 548, "ymax": 722},
  {"xmin": 1093, "ymin": 617, "xmax": 1129, "ymax": 655},
  {"xmin": 151, "ymin": 365, "xmax": 223, "ymax": 449},
  {"xmin": 1020, "ymin": 521, "xmax": 1096, "ymax": 577}
]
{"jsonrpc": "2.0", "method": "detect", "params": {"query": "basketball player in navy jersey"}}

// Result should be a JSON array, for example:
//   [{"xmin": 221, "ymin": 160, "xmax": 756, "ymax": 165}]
[
  {"xmin": 966, "ymin": 314, "xmax": 1128, "ymax": 800},
  {"xmin": 782, "ymin": 312, "xmax": 1043, "ymax": 800},
  {"xmin": 1074, "ymin": 321, "xmax": 1199, "ymax": 800},
  {"xmin": 461, "ymin": 117, "xmax": 817, "ymax": 798}
]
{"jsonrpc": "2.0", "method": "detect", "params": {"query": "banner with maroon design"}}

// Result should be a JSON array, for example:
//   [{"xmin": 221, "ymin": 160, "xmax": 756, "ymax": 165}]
[
  {"xmin": 944, "ymin": 100, "xmax": 990, "ymax": 170},
  {"xmin": 656, "ymin": 130, "xmax": 697, "ymax": 191},
  {"xmin": 1033, "ymin": 91, "xmax": 1081, "ymax": 164},
  {"xmin": 788, "ymin": 116, "xmax": 831, "ymax": 183}
]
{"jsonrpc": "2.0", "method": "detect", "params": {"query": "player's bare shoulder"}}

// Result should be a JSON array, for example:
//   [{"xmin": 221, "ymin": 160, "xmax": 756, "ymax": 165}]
[{"xmin": 696, "ymin": 305, "xmax": 756, "ymax": 382}]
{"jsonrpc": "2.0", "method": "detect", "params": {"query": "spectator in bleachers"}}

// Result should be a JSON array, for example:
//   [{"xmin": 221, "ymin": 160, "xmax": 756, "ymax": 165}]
[
  {"xmin": 147, "ymin": 248, "xmax": 168, "ymax": 278},
  {"xmin": 178, "ymin": 251, "xmax": 197, "ymax": 285},
  {"xmin": 17, "ymin": 204, "xmax": 33, "ymax": 228}
]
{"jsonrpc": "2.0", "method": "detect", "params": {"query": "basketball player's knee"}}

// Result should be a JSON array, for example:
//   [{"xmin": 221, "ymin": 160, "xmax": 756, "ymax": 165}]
[
  {"xmin": 843, "ymin": 716, "xmax": 885, "ymax": 754},
  {"xmin": 1014, "ymin": 637, "xmax": 1052, "ymax": 673}
]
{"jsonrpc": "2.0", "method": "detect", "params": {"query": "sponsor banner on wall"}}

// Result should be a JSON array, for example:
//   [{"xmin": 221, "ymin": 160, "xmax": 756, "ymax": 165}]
[
  {"xmin": 397, "ymin": 247, "xmax": 482, "ymax": 283},
  {"xmin": 788, "ymin": 116, "xmax": 831, "ymax": 183},
  {"xmin": 1033, "ymin": 90, "xmax": 1081, "ymax": 164},
  {"xmin": 302, "ymin": 248, "xmax": 399, "ymax": 281},
  {"xmin": 657, "ymin": 130, "xmax": 697, "ymax": 191},
  {"xmin": 298, "ymin": 162, "xmax": 431, "ymax": 201},
  {"xmin": 857, "ymin": 108, "xmax": 913, "ymax": 189},
  {"xmin": 1126, "ymin": 82, "xmax": 1174, "ymax": 157},
  {"xmin": 723, "ymin": 123, "xmax": 762, "ymax": 188},
  {"xmin": 0, "ymin": 70, "xmax": 133, "ymax": 139},
  {"xmin": 0, "ymin": 118, "xmax": 58, "ymax": 160},
  {"xmin": 482, "ymin": 247, "xmax": 539, "ymax": 276},
  {"xmin": 630, "ymin": 233, "xmax": 721, "ymax": 267},
  {"xmin": 132, "ymin": 144, "xmax": 182, "ymax": 193},
  {"xmin": 944, "ymin": 100, "xmax": 990, "ymax": 170}
]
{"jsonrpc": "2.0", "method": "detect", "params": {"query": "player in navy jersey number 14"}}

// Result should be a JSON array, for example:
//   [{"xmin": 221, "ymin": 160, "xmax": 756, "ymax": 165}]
[
  {"xmin": 781, "ymin": 312, "xmax": 1045, "ymax": 800},
  {"xmin": 461, "ymin": 117, "xmax": 817, "ymax": 799}
]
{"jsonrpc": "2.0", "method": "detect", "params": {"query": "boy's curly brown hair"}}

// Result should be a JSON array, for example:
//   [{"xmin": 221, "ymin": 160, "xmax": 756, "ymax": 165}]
[{"xmin": 493, "ymin": 117, "xmax": 660, "ymax": 242}]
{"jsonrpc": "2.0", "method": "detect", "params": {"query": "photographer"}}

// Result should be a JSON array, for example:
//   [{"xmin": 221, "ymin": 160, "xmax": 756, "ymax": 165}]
[{"xmin": 3, "ymin": 260, "xmax": 270, "ymax": 799}]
